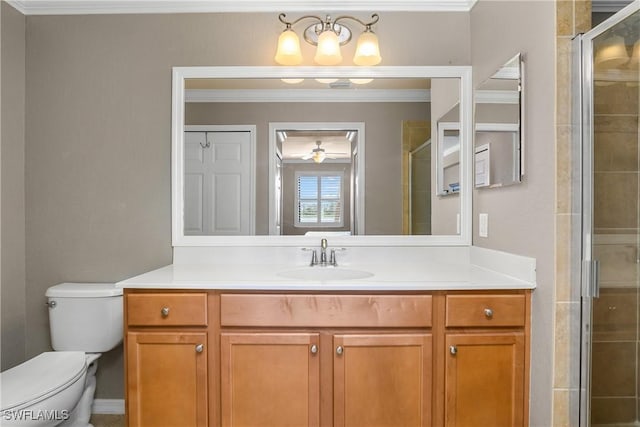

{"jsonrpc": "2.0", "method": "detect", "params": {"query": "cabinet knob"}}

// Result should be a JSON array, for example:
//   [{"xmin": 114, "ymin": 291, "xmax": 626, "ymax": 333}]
[
  {"xmin": 450, "ymin": 346, "xmax": 458, "ymax": 355},
  {"xmin": 484, "ymin": 308, "xmax": 494, "ymax": 319},
  {"xmin": 336, "ymin": 345, "xmax": 344, "ymax": 355},
  {"xmin": 161, "ymin": 307, "xmax": 170, "ymax": 317},
  {"xmin": 195, "ymin": 344, "xmax": 204, "ymax": 353},
  {"xmin": 310, "ymin": 344, "xmax": 318, "ymax": 355}
]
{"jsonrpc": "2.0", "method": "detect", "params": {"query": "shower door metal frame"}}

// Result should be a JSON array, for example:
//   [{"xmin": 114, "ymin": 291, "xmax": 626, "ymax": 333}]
[
  {"xmin": 408, "ymin": 139, "xmax": 432, "ymax": 235},
  {"xmin": 576, "ymin": 2, "xmax": 640, "ymax": 426}
]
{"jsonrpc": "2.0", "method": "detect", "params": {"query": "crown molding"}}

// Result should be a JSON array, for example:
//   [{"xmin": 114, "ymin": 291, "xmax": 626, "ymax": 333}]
[
  {"xmin": 6, "ymin": 0, "xmax": 477, "ymax": 15},
  {"xmin": 185, "ymin": 88, "xmax": 431, "ymax": 103}
]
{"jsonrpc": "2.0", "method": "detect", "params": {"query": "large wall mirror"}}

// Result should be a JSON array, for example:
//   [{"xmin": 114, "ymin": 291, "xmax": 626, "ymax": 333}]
[
  {"xmin": 172, "ymin": 66, "xmax": 472, "ymax": 246},
  {"xmin": 474, "ymin": 53, "xmax": 524, "ymax": 189}
]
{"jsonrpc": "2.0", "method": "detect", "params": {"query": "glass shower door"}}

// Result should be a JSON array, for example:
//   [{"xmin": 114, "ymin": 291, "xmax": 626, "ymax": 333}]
[{"xmin": 579, "ymin": 3, "xmax": 640, "ymax": 426}]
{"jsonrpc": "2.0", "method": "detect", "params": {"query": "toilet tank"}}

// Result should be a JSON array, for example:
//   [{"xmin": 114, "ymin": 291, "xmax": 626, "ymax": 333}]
[{"xmin": 46, "ymin": 283, "xmax": 123, "ymax": 352}]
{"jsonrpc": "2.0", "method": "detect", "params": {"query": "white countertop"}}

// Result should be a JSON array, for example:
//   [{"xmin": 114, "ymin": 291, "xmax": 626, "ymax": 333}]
[{"xmin": 116, "ymin": 260, "xmax": 535, "ymax": 291}]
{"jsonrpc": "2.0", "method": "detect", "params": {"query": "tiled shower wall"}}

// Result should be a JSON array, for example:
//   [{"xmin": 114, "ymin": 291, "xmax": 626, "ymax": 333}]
[
  {"xmin": 590, "ymin": 74, "xmax": 640, "ymax": 424},
  {"xmin": 554, "ymin": 1, "xmax": 640, "ymax": 425}
]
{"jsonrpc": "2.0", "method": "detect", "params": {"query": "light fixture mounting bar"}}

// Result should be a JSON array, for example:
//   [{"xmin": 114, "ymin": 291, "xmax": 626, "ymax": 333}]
[{"xmin": 278, "ymin": 13, "xmax": 379, "ymax": 46}]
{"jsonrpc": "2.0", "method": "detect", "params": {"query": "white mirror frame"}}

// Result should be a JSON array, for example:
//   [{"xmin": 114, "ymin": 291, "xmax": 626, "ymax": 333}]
[{"xmin": 172, "ymin": 66, "xmax": 472, "ymax": 247}]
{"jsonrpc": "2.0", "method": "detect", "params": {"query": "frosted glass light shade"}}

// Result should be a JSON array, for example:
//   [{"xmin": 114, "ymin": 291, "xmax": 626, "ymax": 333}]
[
  {"xmin": 314, "ymin": 31, "xmax": 342, "ymax": 65},
  {"xmin": 275, "ymin": 29, "xmax": 303, "ymax": 65},
  {"xmin": 315, "ymin": 78, "xmax": 338, "ymax": 84},
  {"xmin": 594, "ymin": 35, "xmax": 629, "ymax": 70},
  {"xmin": 312, "ymin": 151, "xmax": 326, "ymax": 163},
  {"xmin": 350, "ymin": 78, "xmax": 373, "ymax": 85},
  {"xmin": 353, "ymin": 31, "xmax": 381, "ymax": 66}
]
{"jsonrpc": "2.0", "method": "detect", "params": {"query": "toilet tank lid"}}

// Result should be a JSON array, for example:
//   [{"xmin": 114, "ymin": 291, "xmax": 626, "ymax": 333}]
[{"xmin": 46, "ymin": 282, "xmax": 123, "ymax": 298}]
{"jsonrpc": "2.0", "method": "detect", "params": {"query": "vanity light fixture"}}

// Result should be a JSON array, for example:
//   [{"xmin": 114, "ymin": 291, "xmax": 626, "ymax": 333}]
[
  {"xmin": 274, "ymin": 13, "xmax": 382, "ymax": 66},
  {"xmin": 312, "ymin": 150, "xmax": 327, "ymax": 163},
  {"xmin": 595, "ymin": 35, "xmax": 630, "ymax": 69}
]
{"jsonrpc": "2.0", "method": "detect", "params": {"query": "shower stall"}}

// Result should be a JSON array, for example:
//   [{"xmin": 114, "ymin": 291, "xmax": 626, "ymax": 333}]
[{"xmin": 576, "ymin": 2, "xmax": 640, "ymax": 426}]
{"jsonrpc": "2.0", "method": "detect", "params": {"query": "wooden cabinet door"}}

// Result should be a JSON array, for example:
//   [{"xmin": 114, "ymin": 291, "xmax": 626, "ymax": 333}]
[
  {"xmin": 333, "ymin": 334, "xmax": 432, "ymax": 427},
  {"xmin": 220, "ymin": 332, "xmax": 320, "ymax": 427},
  {"xmin": 445, "ymin": 333, "xmax": 525, "ymax": 427},
  {"xmin": 126, "ymin": 332, "xmax": 208, "ymax": 427}
]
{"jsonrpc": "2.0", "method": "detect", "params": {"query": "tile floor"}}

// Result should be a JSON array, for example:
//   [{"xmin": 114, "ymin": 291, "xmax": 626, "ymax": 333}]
[{"xmin": 90, "ymin": 414, "xmax": 125, "ymax": 427}]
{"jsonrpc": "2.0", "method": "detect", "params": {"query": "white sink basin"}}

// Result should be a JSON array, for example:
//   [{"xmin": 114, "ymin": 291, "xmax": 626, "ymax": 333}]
[{"xmin": 277, "ymin": 267, "xmax": 374, "ymax": 281}]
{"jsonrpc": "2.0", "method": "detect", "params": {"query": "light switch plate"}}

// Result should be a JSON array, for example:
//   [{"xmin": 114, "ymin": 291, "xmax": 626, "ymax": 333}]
[{"xmin": 479, "ymin": 213, "xmax": 488, "ymax": 238}]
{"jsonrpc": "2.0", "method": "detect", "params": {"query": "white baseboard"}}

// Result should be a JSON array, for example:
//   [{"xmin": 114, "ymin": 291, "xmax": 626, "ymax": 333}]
[{"xmin": 92, "ymin": 399, "xmax": 124, "ymax": 415}]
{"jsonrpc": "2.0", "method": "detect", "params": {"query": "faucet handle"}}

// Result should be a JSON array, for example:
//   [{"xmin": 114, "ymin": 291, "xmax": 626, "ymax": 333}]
[
  {"xmin": 321, "ymin": 238, "xmax": 328, "ymax": 250},
  {"xmin": 302, "ymin": 247, "xmax": 319, "ymax": 266}
]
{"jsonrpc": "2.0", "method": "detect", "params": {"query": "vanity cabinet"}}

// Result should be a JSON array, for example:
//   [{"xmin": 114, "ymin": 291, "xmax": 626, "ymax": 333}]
[
  {"xmin": 333, "ymin": 333, "xmax": 432, "ymax": 427},
  {"xmin": 443, "ymin": 293, "xmax": 530, "ymax": 427},
  {"xmin": 219, "ymin": 293, "xmax": 433, "ymax": 427},
  {"xmin": 220, "ymin": 332, "xmax": 321, "ymax": 427},
  {"xmin": 124, "ymin": 290, "xmax": 530, "ymax": 427},
  {"xmin": 125, "ymin": 292, "xmax": 210, "ymax": 427}
]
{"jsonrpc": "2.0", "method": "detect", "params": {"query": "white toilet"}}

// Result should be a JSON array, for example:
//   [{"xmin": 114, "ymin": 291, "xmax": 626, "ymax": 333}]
[{"xmin": 0, "ymin": 283, "xmax": 123, "ymax": 427}]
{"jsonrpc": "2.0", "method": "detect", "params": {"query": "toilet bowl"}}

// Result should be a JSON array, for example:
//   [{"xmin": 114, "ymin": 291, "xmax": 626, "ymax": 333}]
[{"xmin": 0, "ymin": 283, "xmax": 123, "ymax": 427}]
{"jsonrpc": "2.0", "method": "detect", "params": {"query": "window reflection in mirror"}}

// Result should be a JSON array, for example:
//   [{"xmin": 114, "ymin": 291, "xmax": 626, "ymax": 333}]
[
  {"xmin": 474, "ymin": 53, "xmax": 524, "ymax": 188},
  {"xmin": 277, "ymin": 128, "xmax": 357, "ymax": 236},
  {"xmin": 172, "ymin": 67, "xmax": 473, "ymax": 246}
]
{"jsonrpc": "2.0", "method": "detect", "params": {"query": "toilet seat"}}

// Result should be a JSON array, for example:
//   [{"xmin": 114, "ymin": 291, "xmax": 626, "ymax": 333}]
[{"xmin": 0, "ymin": 351, "xmax": 87, "ymax": 412}]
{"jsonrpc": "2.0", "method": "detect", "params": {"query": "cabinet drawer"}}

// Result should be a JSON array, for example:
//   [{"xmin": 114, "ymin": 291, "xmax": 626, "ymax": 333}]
[
  {"xmin": 221, "ymin": 294, "xmax": 432, "ymax": 328},
  {"xmin": 127, "ymin": 293, "xmax": 207, "ymax": 326},
  {"xmin": 445, "ymin": 294, "xmax": 525, "ymax": 327}
]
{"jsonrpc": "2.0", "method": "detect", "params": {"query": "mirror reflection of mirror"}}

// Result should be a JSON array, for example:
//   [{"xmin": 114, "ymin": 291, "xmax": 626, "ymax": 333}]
[
  {"xmin": 436, "ymin": 103, "xmax": 460, "ymax": 197},
  {"xmin": 474, "ymin": 53, "xmax": 524, "ymax": 189},
  {"xmin": 182, "ymin": 76, "xmax": 462, "ymax": 237}
]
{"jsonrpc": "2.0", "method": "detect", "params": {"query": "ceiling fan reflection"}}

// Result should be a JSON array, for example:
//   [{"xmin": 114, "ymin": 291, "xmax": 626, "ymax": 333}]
[{"xmin": 300, "ymin": 141, "xmax": 345, "ymax": 163}]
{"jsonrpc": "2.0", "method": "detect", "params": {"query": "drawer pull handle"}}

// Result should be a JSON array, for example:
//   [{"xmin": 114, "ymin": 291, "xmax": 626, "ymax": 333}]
[
  {"xmin": 484, "ymin": 308, "xmax": 494, "ymax": 318},
  {"xmin": 161, "ymin": 307, "xmax": 170, "ymax": 317},
  {"xmin": 310, "ymin": 344, "xmax": 318, "ymax": 355},
  {"xmin": 336, "ymin": 345, "xmax": 344, "ymax": 355},
  {"xmin": 450, "ymin": 346, "xmax": 458, "ymax": 355},
  {"xmin": 195, "ymin": 344, "xmax": 204, "ymax": 353}
]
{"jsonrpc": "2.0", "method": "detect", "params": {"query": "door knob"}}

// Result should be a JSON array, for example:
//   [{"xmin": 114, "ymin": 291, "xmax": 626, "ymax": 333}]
[
  {"xmin": 195, "ymin": 344, "xmax": 204, "ymax": 353},
  {"xmin": 450, "ymin": 346, "xmax": 458, "ymax": 355},
  {"xmin": 484, "ymin": 308, "xmax": 494, "ymax": 318},
  {"xmin": 336, "ymin": 345, "xmax": 344, "ymax": 355},
  {"xmin": 161, "ymin": 307, "xmax": 170, "ymax": 317},
  {"xmin": 310, "ymin": 344, "xmax": 318, "ymax": 354}
]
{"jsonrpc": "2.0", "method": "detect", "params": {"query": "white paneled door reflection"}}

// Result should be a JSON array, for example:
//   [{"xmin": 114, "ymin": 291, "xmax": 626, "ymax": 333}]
[{"xmin": 184, "ymin": 131, "xmax": 253, "ymax": 235}]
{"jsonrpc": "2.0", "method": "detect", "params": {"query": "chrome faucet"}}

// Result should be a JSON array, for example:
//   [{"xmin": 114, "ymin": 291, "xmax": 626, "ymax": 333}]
[
  {"xmin": 306, "ymin": 238, "xmax": 343, "ymax": 267},
  {"xmin": 320, "ymin": 238, "xmax": 328, "ymax": 265}
]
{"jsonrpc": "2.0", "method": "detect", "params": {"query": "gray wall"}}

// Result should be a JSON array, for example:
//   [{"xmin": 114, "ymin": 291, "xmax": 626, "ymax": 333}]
[
  {"xmin": 470, "ymin": 1, "xmax": 556, "ymax": 426},
  {"xmin": 186, "ymin": 101, "xmax": 429, "ymax": 235},
  {"xmin": 1, "ymin": 1, "xmax": 26, "ymax": 371},
  {"xmin": 21, "ymin": 11, "xmax": 470, "ymax": 398}
]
